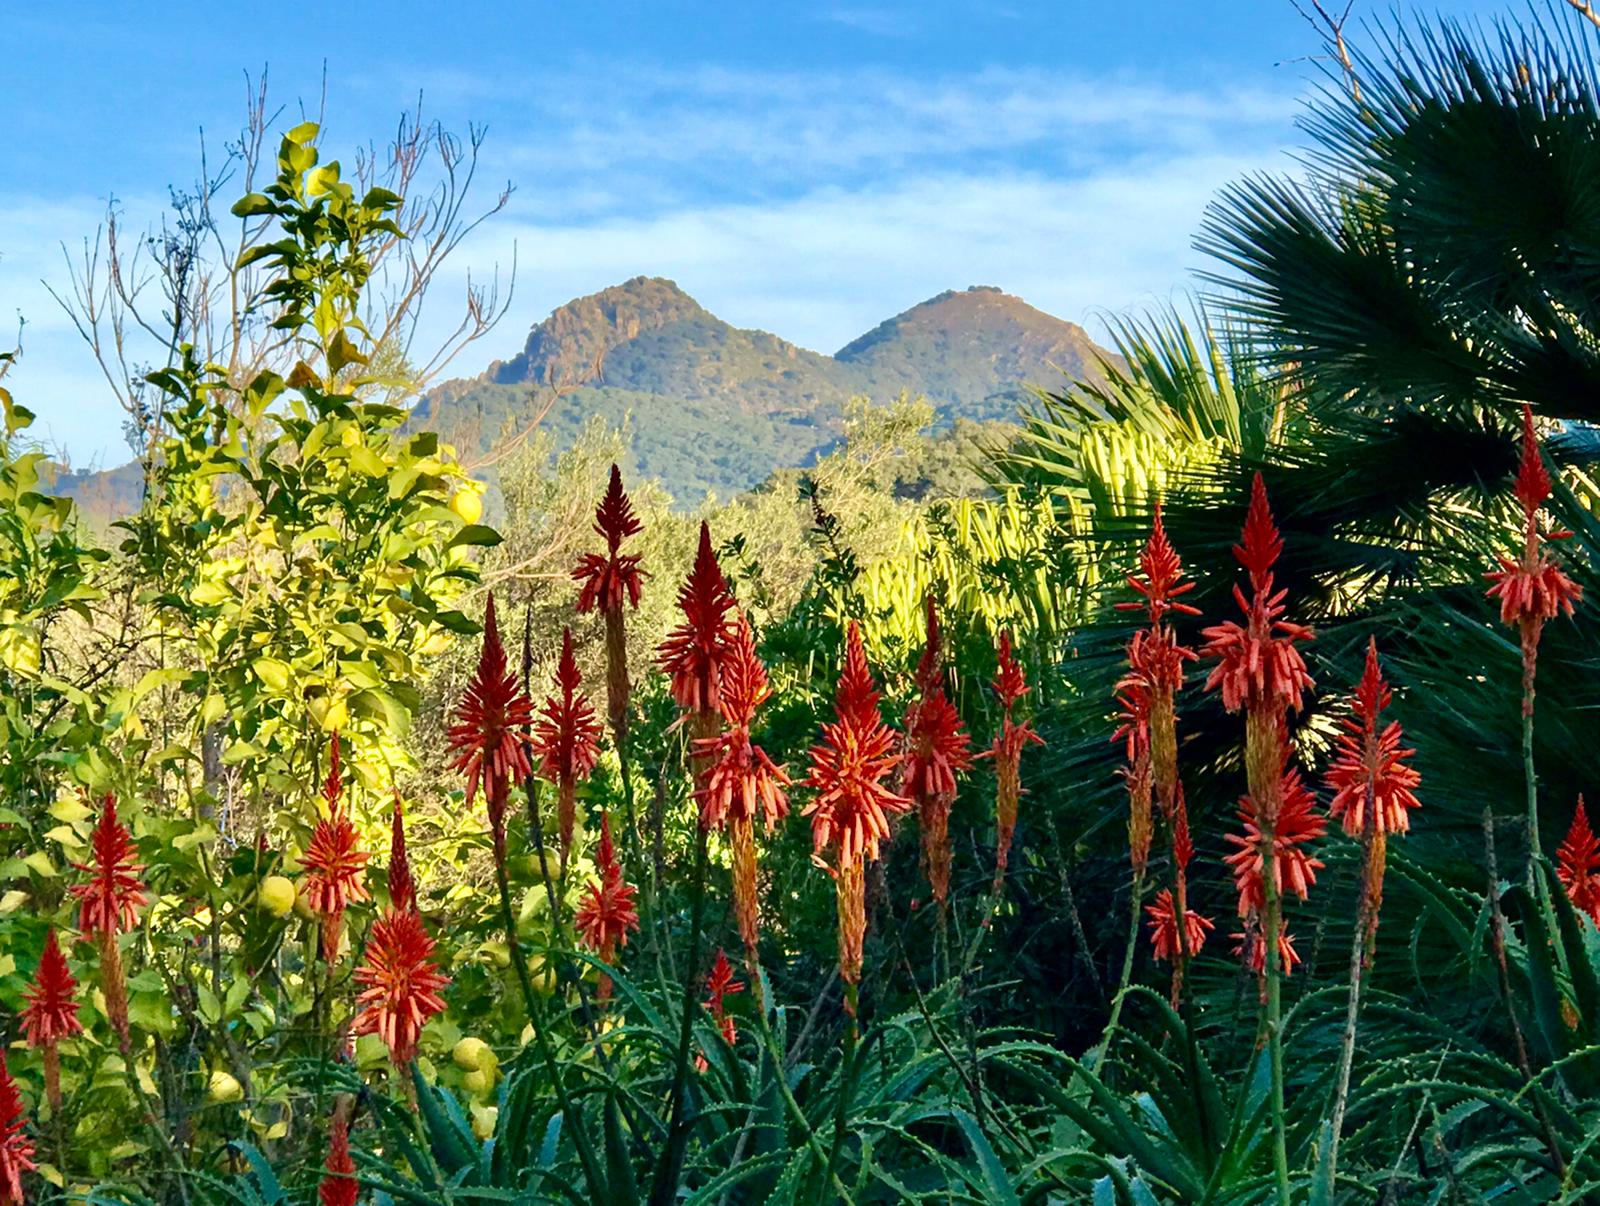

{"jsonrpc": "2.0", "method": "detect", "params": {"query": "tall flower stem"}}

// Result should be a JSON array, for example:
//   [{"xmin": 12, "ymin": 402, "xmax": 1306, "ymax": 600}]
[
  {"xmin": 1248, "ymin": 710, "xmax": 1292, "ymax": 1206},
  {"xmin": 1327, "ymin": 821, "xmax": 1378, "ymax": 1194},
  {"xmin": 748, "ymin": 998, "xmax": 857, "ymax": 1204},
  {"xmin": 650, "ymin": 819, "xmax": 710, "ymax": 1206},
  {"xmin": 1095, "ymin": 867, "xmax": 1146, "ymax": 1066},
  {"xmin": 1522, "ymin": 678, "xmax": 1542, "ymax": 894}
]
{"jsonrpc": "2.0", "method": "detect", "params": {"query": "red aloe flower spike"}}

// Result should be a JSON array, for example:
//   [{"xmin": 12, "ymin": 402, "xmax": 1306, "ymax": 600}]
[
  {"xmin": 904, "ymin": 599, "xmax": 973, "ymax": 911},
  {"xmin": 71, "ymin": 794, "xmax": 149, "ymax": 936},
  {"xmin": 1116, "ymin": 504, "xmax": 1202, "ymax": 624},
  {"xmin": 1223, "ymin": 762, "xmax": 1326, "ymax": 918},
  {"xmin": 1485, "ymin": 407, "xmax": 1583, "ymax": 697},
  {"xmin": 985, "ymin": 630, "xmax": 1044, "ymax": 888},
  {"xmin": 1146, "ymin": 888, "xmax": 1214, "ymax": 962},
  {"xmin": 0, "ymin": 1053, "xmax": 35, "ymax": 1206},
  {"xmin": 71, "ymin": 793, "xmax": 148, "ymax": 1051},
  {"xmin": 22, "ymin": 927, "xmax": 81, "ymax": 1114},
  {"xmin": 1325, "ymin": 640, "xmax": 1421, "ymax": 837},
  {"xmin": 657, "ymin": 521, "xmax": 737, "ymax": 717},
  {"xmin": 802, "ymin": 622, "xmax": 910, "ymax": 870},
  {"xmin": 388, "ymin": 793, "xmax": 415, "ymax": 913},
  {"xmin": 23, "ymin": 928, "xmax": 82, "ymax": 1048},
  {"xmin": 574, "ymin": 464, "xmax": 647, "ymax": 614},
  {"xmin": 802, "ymin": 622, "xmax": 910, "ymax": 1000},
  {"xmin": 319, "ymin": 1113, "xmax": 359, "ymax": 1206},
  {"xmin": 992, "ymin": 629, "xmax": 1030, "ymax": 710},
  {"xmin": 695, "ymin": 612, "xmax": 790, "ymax": 965},
  {"xmin": 1114, "ymin": 674, "xmax": 1154, "ymax": 876},
  {"xmin": 447, "ymin": 595, "xmax": 536, "ymax": 831},
  {"xmin": 1557, "ymin": 796, "xmax": 1600, "ymax": 924},
  {"xmin": 575, "ymin": 813, "xmax": 640, "ymax": 999},
  {"xmin": 1233, "ymin": 922, "xmax": 1301, "ymax": 975},
  {"xmin": 302, "ymin": 743, "xmax": 372, "ymax": 964},
  {"xmin": 530, "ymin": 627, "xmax": 603, "ymax": 862},
  {"xmin": 575, "ymin": 465, "xmax": 648, "ymax": 750},
  {"xmin": 1200, "ymin": 474, "xmax": 1315, "ymax": 716},
  {"xmin": 352, "ymin": 908, "xmax": 450, "ymax": 1066}
]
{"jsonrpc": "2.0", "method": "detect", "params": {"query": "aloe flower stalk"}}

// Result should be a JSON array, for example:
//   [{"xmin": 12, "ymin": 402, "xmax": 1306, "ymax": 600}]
[
  {"xmin": 301, "ymin": 736, "xmax": 372, "ymax": 964},
  {"xmin": 21, "ymin": 929, "xmax": 83, "ymax": 1114},
  {"xmin": 0, "ymin": 1053, "xmax": 35, "ymax": 1206},
  {"xmin": 802, "ymin": 621, "xmax": 910, "ymax": 1012},
  {"xmin": 319, "ymin": 1112, "xmax": 358, "ymax": 1206},
  {"xmin": 1557, "ymin": 796, "xmax": 1600, "ymax": 924},
  {"xmin": 352, "ymin": 797, "xmax": 448, "ymax": 1067},
  {"xmin": 1200, "ymin": 473, "xmax": 1314, "ymax": 1206},
  {"xmin": 985, "ymin": 630, "xmax": 1042, "ymax": 894},
  {"xmin": 1320, "ymin": 639, "xmax": 1421, "ymax": 1196},
  {"xmin": 1484, "ymin": 404, "xmax": 1581, "ymax": 885},
  {"xmin": 902, "ymin": 597, "xmax": 972, "ymax": 920},
  {"xmin": 530, "ymin": 627, "xmax": 603, "ymax": 868},
  {"xmin": 71, "ymin": 794, "xmax": 150, "ymax": 1052},
  {"xmin": 574, "ymin": 464, "xmax": 647, "ymax": 739},
  {"xmin": 574, "ymin": 813, "xmax": 639, "ymax": 1001},
  {"xmin": 448, "ymin": 594, "xmax": 535, "ymax": 864},
  {"xmin": 694, "ymin": 610, "xmax": 790, "ymax": 975}
]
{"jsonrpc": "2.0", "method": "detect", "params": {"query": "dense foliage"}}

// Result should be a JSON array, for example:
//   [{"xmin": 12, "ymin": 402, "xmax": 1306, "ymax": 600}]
[{"xmin": 6, "ymin": 8, "xmax": 1600, "ymax": 1205}]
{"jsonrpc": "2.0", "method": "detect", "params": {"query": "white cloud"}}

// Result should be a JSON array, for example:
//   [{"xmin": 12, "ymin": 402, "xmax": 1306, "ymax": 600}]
[{"xmin": 1, "ymin": 58, "xmax": 1303, "ymax": 465}]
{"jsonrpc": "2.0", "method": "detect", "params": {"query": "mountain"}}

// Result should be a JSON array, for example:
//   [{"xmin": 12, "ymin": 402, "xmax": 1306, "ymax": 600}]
[
  {"xmin": 54, "ymin": 278, "xmax": 1115, "ymax": 521},
  {"xmin": 412, "ymin": 278, "xmax": 1113, "ymax": 501}
]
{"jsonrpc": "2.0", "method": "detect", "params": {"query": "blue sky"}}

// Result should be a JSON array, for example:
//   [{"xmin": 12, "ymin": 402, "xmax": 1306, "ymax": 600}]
[{"xmin": 0, "ymin": 1, "xmax": 1528, "ymax": 466}]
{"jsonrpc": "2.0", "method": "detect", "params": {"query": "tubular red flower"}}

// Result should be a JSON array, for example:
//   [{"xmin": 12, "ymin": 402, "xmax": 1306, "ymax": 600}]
[
  {"xmin": 1224, "ymin": 762, "xmax": 1326, "ymax": 917},
  {"xmin": 71, "ymin": 794, "xmax": 149, "ymax": 937},
  {"xmin": 1557, "ymin": 796, "xmax": 1600, "ymax": 924},
  {"xmin": 0, "ymin": 1053, "xmax": 34, "ymax": 1206},
  {"xmin": 696, "ymin": 613, "xmax": 791, "ymax": 832},
  {"xmin": 1233, "ymin": 921, "xmax": 1301, "ymax": 975},
  {"xmin": 530, "ymin": 627, "xmax": 603, "ymax": 858},
  {"xmin": 1117, "ymin": 503, "xmax": 1202, "ymax": 626},
  {"xmin": 1200, "ymin": 474, "xmax": 1315, "ymax": 715},
  {"xmin": 447, "ymin": 595, "xmax": 536, "ymax": 819},
  {"xmin": 319, "ymin": 1114, "xmax": 359, "ymax": 1206},
  {"xmin": 657, "ymin": 522, "xmax": 736, "ymax": 715},
  {"xmin": 1324, "ymin": 640, "xmax": 1421, "ymax": 837},
  {"xmin": 705, "ymin": 948, "xmax": 744, "ymax": 1037},
  {"xmin": 575, "ymin": 813, "xmax": 640, "ymax": 966},
  {"xmin": 904, "ymin": 601, "xmax": 973, "ymax": 909},
  {"xmin": 352, "ymin": 908, "xmax": 449, "ymax": 1066},
  {"xmin": 992, "ymin": 628, "xmax": 1030, "ymax": 710},
  {"xmin": 1146, "ymin": 888, "xmax": 1214, "ymax": 962},
  {"xmin": 802, "ymin": 622, "xmax": 910, "ymax": 869},
  {"xmin": 388, "ymin": 794, "xmax": 415, "ymax": 913},
  {"xmin": 1486, "ymin": 407, "xmax": 1582, "ymax": 640},
  {"xmin": 22, "ymin": 928, "xmax": 82, "ymax": 1048},
  {"xmin": 986, "ymin": 630, "xmax": 1044, "ymax": 886},
  {"xmin": 302, "ymin": 742, "xmax": 372, "ymax": 963},
  {"xmin": 1114, "ymin": 675, "xmax": 1155, "ymax": 875},
  {"xmin": 574, "ymin": 464, "xmax": 647, "ymax": 615}
]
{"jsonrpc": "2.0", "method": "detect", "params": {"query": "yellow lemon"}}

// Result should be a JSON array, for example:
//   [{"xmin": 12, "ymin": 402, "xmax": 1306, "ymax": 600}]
[
  {"xmin": 461, "ymin": 1067, "xmax": 495, "ymax": 1099},
  {"xmin": 528, "ymin": 954, "xmax": 557, "ymax": 997},
  {"xmin": 470, "ymin": 1103, "xmax": 498, "ymax": 1141},
  {"xmin": 449, "ymin": 485, "xmax": 484, "ymax": 525},
  {"xmin": 207, "ymin": 1070, "xmax": 244, "ymax": 1104},
  {"xmin": 452, "ymin": 1037, "xmax": 494, "ymax": 1072},
  {"xmin": 257, "ymin": 876, "xmax": 296, "ymax": 918}
]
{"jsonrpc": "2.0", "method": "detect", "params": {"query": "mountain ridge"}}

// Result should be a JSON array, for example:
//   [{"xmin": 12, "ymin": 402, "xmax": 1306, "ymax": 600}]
[{"xmin": 57, "ymin": 277, "xmax": 1115, "ymax": 518}]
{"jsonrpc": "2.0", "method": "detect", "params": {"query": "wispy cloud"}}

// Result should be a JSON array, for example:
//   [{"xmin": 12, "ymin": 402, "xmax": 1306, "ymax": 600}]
[
  {"xmin": 3, "ymin": 57, "xmax": 1302, "ymax": 464},
  {"xmin": 817, "ymin": 7, "xmax": 918, "ymax": 37}
]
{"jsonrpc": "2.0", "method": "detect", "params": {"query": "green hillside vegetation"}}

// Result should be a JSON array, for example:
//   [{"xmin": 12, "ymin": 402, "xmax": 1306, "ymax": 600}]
[{"xmin": 414, "ymin": 277, "xmax": 1112, "ymax": 500}]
